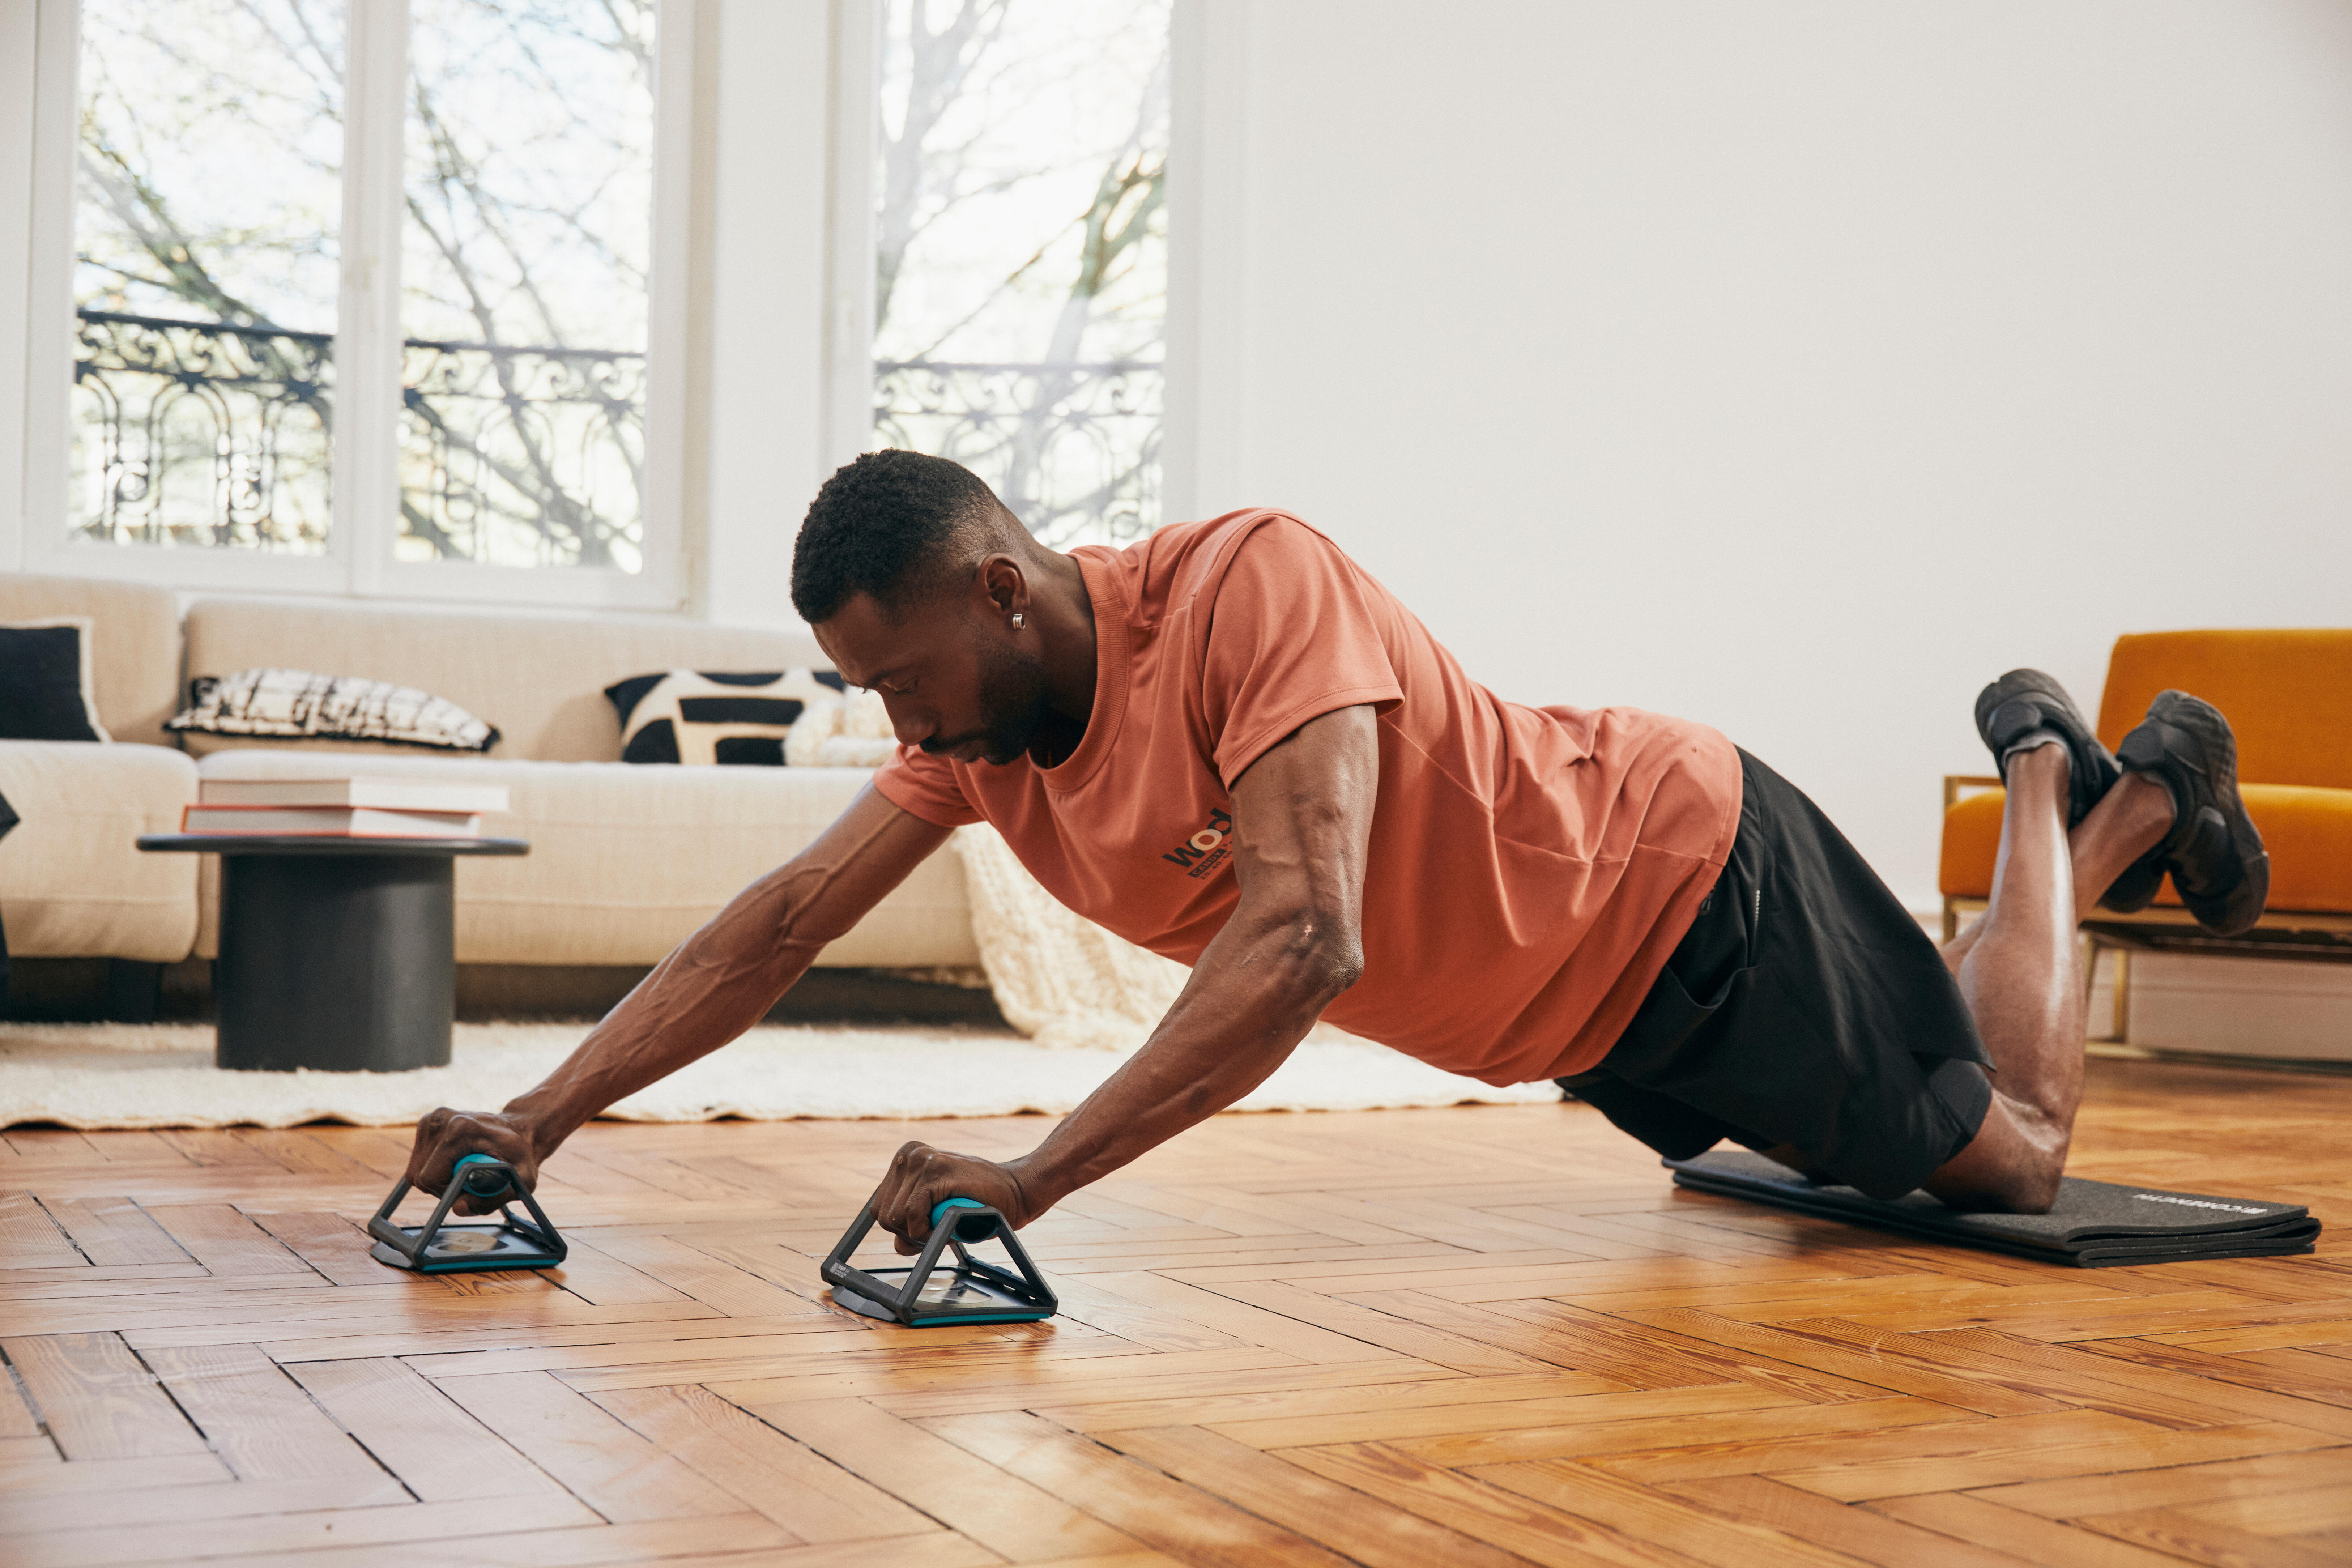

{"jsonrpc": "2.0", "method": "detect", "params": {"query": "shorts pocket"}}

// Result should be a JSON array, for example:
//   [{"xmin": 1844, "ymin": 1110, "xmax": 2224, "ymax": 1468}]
[{"xmin": 1605, "ymin": 960, "xmax": 1756, "ymax": 1083}]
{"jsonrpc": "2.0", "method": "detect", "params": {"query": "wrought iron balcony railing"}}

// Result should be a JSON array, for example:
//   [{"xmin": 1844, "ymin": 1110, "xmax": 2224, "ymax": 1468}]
[
  {"xmin": 71, "ymin": 309, "xmax": 336, "ymax": 552},
  {"xmin": 69, "ymin": 308, "xmax": 648, "ymax": 568},
  {"xmin": 398, "ymin": 336, "xmax": 647, "ymax": 571},
  {"xmin": 68, "ymin": 315, "xmax": 1161, "ymax": 563},
  {"xmin": 875, "ymin": 358, "xmax": 1162, "ymax": 546}
]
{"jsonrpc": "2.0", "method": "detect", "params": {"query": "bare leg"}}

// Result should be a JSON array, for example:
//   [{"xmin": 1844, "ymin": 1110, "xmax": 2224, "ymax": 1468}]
[
  {"xmin": 1940, "ymin": 771, "xmax": 2172, "ymax": 973},
  {"xmin": 1927, "ymin": 747, "xmax": 2171, "ymax": 1211}
]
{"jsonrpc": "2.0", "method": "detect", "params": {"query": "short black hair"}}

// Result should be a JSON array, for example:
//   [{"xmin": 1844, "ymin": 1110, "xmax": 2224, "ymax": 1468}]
[{"xmin": 791, "ymin": 450, "xmax": 1001, "ymax": 623}]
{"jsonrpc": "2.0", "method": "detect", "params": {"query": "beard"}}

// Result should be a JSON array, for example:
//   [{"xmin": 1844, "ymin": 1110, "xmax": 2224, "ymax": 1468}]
[{"xmin": 924, "ymin": 626, "xmax": 1057, "ymax": 766}]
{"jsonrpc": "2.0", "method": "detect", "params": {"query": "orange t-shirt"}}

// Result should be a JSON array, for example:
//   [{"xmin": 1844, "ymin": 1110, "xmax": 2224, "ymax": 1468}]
[{"xmin": 873, "ymin": 510, "xmax": 1743, "ymax": 1084}]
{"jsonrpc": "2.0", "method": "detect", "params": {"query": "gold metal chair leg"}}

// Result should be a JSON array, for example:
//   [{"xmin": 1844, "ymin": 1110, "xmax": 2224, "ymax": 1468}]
[
  {"xmin": 2087, "ymin": 943, "xmax": 2132, "ymax": 1044},
  {"xmin": 2110, "ymin": 947, "xmax": 2130, "ymax": 1044}
]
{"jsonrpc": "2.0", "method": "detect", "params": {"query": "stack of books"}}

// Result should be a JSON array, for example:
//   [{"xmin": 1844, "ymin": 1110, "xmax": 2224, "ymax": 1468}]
[{"xmin": 182, "ymin": 777, "xmax": 510, "ymax": 839}]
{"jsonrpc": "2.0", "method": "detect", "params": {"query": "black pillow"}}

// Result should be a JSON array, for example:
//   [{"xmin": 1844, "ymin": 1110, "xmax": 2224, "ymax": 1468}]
[
  {"xmin": 0, "ymin": 622, "xmax": 107, "ymax": 742},
  {"xmin": 604, "ymin": 669, "xmax": 847, "ymax": 765}
]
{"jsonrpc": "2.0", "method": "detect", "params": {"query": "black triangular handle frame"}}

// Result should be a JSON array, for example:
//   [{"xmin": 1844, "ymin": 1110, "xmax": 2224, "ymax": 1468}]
[
  {"xmin": 821, "ymin": 1196, "xmax": 1057, "ymax": 1325},
  {"xmin": 368, "ymin": 1155, "xmax": 567, "ymax": 1270}
]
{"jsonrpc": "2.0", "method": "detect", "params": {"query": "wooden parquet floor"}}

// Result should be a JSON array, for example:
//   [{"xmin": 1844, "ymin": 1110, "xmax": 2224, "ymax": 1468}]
[{"xmin": 1, "ymin": 1058, "xmax": 2349, "ymax": 1567}]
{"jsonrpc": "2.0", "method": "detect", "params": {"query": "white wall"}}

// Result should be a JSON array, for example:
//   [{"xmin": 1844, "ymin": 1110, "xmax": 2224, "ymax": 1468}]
[{"xmin": 1181, "ymin": 1, "xmax": 2352, "ymax": 909}]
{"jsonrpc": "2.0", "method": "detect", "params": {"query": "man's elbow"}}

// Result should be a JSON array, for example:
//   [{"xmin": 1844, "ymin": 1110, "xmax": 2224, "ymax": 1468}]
[{"xmin": 1279, "ymin": 919, "xmax": 1364, "ymax": 1003}]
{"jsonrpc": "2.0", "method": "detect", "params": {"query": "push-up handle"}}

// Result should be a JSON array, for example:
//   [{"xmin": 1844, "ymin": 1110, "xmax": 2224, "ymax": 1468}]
[
  {"xmin": 820, "ymin": 1189, "xmax": 1057, "ymax": 1326},
  {"xmin": 367, "ymin": 1152, "xmax": 567, "ymax": 1274}
]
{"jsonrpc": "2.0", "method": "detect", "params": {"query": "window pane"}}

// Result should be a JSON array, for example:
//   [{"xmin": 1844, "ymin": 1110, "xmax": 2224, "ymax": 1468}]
[
  {"xmin": 874, "ymin": 0, "xmax": 1170, "ymax": 548},
  {"xmin": 71, "ymin": 0, "xmax": 343, "ymax": 553},
  {"xmin": 399, "ymin": 0, "xmax": 656, "ymax": 572}
]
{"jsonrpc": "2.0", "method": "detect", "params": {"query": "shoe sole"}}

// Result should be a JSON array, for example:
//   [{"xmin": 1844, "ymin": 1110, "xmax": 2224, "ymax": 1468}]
[{"xmin": 2117, "ymin": 691, "xmax": 2270, "ymax": 936}]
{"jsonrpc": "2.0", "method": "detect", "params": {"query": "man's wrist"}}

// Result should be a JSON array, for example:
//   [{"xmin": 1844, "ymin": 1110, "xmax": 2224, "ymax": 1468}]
[
  {"xmin": 1003, "ymin": 1152, "xmax": 1069, "ymax": 1221},
  {"xmin": 499, "ymin": 1090, "xmax": 580, "ymax": 1161}
]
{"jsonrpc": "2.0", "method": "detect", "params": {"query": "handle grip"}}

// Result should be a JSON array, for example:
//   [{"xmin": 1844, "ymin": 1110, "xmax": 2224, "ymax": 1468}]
[
  {"xmin": 455, "ymin": 1152, "xmax": 513, "ymax": 1199},
  {"xmin": 930, "ymin": 1195, "xmax": 998, "ymax": 1241}
]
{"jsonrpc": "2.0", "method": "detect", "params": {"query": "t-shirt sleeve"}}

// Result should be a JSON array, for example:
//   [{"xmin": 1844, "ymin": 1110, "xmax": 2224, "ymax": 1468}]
[
  {"xmin": 1199, "ymin": 517, "xmax": 1406, "ymax": 788},
  {"xmin": 872, "ymin": 744, "xmax": 985, "ymax": 827}
]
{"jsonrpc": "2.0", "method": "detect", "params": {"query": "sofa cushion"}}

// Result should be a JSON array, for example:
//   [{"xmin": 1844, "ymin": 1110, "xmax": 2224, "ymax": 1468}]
[
  {"xmin": 183, "ymin": 599, "xmax": 828, "ymax": 762},
  {"xmin": 608, "ymin": 669, "xmax": 844, "ymax": 765},
  {"xmin": 1939, "ymin": 781, "xmax": 2352, "ymax": 915},
  {"xmin": 0, "ymin": 574, "xmax": 182, "ymax": 747},
  {"xmin": 193, "ymin": 750, "xmax": 977, "ymax": 967},
  {"xmin": 0, "ymin": 741, "xmax": 199, "ymax": 961},
  {"xmin": 785, "ymin": 687, "xmax": 901, "ymax": 768},
  {"xmin": 2096, "ymin": 630, "xmax": 2352, "ymax": 791}
]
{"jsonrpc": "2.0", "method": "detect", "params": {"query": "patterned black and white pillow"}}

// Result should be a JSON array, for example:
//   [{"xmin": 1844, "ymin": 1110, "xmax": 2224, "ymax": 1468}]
[
  {"xmin": 168, "ymin": 669, "xmax": 499, "ymax": 752},
  {"xmin": 603, "ymin": 669, "xmax": 847, "ymax": 766}
]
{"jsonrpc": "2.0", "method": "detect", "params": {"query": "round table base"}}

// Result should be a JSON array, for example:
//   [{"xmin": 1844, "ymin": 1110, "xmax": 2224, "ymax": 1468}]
[{"xmin": 215, "ymin": 853, "xmax": 456, "ymax": 1072}]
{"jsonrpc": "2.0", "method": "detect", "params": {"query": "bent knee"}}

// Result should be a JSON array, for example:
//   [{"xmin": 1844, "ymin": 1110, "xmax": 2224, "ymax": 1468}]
[
  {"xmin": 1988, "ymin": 1170, "xmax": 2062, "ymax": 1214},
  {"xmin": 1925, "ymin": 1118, "xmax": 2065, "ymax": 1213},
  {"xmin": 1927, "ymin": 1167, "xmax": 2060, "ymax": 1214}
]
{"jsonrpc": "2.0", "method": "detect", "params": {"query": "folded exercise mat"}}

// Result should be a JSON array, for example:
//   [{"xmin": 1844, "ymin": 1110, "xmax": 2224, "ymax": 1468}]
[{"xmin": 1667, "ymin": 1150, "xmax": 2319, "ymax": 1266}]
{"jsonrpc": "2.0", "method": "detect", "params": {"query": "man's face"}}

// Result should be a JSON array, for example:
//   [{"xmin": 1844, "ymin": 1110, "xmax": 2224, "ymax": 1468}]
[{"xmin": 814, "ymin": 591, "xmax": 1056, "ymax": 767}]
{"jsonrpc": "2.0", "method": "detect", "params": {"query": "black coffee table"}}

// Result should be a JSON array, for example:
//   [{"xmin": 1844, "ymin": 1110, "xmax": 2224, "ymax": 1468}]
[{"xmin": 137, "ymin": 835, "xmax": 528, "ymax": 1072}]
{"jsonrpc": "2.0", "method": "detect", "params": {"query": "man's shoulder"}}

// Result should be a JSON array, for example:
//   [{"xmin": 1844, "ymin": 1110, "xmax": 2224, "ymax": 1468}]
[{"xmin": 1112, "ymin": 509, "xmax": 1355, "ymax": 613}]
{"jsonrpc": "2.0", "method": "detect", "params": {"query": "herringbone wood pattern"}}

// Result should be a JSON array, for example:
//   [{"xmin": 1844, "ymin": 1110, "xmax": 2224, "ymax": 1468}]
[{"xmin": 1, "ymin": 1056, "xmax": 2348, "ymax": 1567}]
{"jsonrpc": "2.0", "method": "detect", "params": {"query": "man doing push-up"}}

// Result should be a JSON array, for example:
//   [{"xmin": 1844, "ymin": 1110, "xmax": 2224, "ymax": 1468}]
[{"xmin": 404, "ymin": 451, "xmax": 2269, "ymax": 1247}]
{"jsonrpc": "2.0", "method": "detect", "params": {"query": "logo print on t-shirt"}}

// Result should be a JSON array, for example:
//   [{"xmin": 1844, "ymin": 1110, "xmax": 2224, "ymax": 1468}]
[{"xmin": 1161, "ymin": 808, "xmax": 1233, "ymax": 880}]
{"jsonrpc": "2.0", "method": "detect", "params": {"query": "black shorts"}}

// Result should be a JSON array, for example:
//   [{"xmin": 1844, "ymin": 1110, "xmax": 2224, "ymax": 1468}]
[{"xmin": 1557, "ymin": 749, "xmax": 1994, "ymax": 1200}]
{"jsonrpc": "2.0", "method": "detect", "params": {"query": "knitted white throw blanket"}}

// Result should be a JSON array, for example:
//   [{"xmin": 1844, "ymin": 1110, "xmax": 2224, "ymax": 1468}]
[{"xmin": 951, "ymin": 825, "xmax": 1367, "ymax": 1054}]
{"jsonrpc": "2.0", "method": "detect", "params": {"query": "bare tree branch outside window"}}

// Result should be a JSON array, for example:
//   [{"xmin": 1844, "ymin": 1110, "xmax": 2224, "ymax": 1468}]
[{"xmin": 873, "ymin": 0, "xmax": 1171, "ymax": 548}]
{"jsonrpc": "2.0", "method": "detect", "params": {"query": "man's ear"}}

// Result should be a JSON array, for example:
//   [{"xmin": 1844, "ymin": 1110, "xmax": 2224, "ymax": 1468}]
[{"xmin": 979, "ymin": 554, "xmax": 1027, "ymax": 622}]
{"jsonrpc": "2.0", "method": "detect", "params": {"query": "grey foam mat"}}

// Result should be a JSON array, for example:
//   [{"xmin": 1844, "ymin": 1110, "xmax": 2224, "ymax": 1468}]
[{"xmin": 1667, "ymin": 1150, "xmax": 2319, "ymax": 1267}]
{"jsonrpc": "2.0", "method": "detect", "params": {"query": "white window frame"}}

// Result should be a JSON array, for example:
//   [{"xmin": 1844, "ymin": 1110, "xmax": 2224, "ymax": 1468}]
[
  {"xmin": 18, "ymin": 0, "xmax": 693, "ymax": 609},
  {"xmin": 819, "ymin": 0, "xmax": 877, "ymax": 484}
]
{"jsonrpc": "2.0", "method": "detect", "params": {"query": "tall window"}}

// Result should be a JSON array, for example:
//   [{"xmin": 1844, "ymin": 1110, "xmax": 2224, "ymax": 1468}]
[
  {"xmin": 870, "ymin": 0, "xmax": 1170, "ymax": 548},
  {"xmin": 71, "ymin": 0, "xmax": 344, "ymax": 554},
  {"xmin": 54, "ymin": 0, "xmax": 674, "ymax": 599}
]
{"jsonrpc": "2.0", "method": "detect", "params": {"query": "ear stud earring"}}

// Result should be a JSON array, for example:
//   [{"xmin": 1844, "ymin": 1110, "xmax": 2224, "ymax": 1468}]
[{"xmin": 1010, "ymin": 612, "xmax": 1026, "ymax": 629}]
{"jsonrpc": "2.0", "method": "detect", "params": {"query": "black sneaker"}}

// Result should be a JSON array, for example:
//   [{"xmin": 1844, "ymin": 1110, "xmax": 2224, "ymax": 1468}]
[
  {"xmin": 2097, "ymin": 846, "xmax": 2166, "ymax": 915},
  {"xmin": 1974, "ymin": 669, "xmax": 2119, "ymax": 829},
  {"xmin": 2115, "ymin": 691, "xmax": 2270, "ymax": 936}
]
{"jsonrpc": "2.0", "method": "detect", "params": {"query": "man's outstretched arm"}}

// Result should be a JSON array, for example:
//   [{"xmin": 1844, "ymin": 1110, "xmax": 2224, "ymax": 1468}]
[
  {"xmin": 872, "ymin": 704, "xmax": 1379, "ymax": 1250},
  {"xmin": 403, "ymin": 784, "xmax": 951, "ymax": 1208}
]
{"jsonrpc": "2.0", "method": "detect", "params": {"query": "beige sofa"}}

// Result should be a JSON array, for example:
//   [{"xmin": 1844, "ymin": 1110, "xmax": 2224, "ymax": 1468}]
[
  {"xmin": 0, "ymin": 572, "xmax": 976, "ymax": 981},
  {"xmin": 0, "ymin": 575, "xmax": 199, "ymax": 963}
]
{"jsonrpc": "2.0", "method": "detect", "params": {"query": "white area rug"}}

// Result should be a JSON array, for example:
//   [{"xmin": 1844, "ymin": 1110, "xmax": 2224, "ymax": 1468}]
[
  {"xmin": 0, "ymin": 822, "xmax": 1572, "ymax": 1129},
  {"xmin": 0, "ymin": 1021, "xmax": 1559, "ymax": 1130}
]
